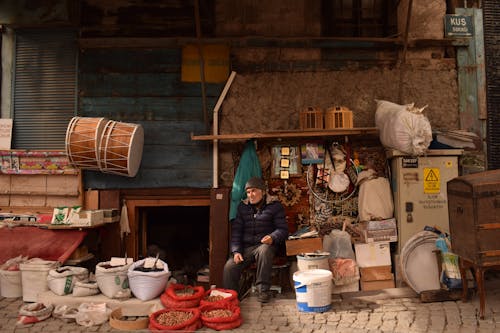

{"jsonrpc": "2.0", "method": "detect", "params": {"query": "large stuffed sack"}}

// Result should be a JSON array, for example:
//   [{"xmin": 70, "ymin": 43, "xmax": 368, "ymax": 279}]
[
  {"xmin": 357, "ymin": 169, "xmax": 394, "ymax": 222},
  {"xmin": 375, "ymin": 99, "xmax": 432, "ymax": 155}
]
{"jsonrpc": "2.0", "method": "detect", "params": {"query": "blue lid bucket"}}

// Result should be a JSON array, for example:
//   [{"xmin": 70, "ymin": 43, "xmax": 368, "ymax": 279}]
[{"xmin": 293, "ymin": 269, "xmax": 333, "ymax": 313}]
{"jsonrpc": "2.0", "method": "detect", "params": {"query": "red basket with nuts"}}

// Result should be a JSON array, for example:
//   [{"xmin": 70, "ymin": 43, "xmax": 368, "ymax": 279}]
[
  {"xmin": 149, "ymin": 308, "xmax": 201, "ymax": 332},
  {"xmin": 199, "ymin": 288, "xmax": 239, "ymax": 307},
  {"xmin": 199, "ymin": 302, "xmax": 242, "ymax": 331}
]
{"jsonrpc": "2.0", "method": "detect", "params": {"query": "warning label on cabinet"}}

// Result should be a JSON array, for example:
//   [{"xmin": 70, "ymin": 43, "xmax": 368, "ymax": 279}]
[{"xmin": 423, "ymin": 168, "xmax": 440, "ymax": 193}]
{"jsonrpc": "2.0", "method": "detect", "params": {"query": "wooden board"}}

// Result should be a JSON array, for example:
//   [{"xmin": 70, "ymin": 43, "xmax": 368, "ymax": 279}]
[
  {"xmin": 286, "ymin": 237, "xmax": 323, "ymax": 256},
  {"xmin": 420, "ymin": 289, "xmax": 463, "ymax": 303}
]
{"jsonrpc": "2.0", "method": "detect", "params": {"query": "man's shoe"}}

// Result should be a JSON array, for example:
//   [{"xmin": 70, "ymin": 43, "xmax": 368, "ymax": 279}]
[{"xmin": 258, "ymin": 291, "xmax": 271, "ymax": 303}]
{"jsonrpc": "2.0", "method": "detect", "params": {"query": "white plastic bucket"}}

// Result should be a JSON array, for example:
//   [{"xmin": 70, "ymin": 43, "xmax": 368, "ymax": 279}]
[
  {"xmin": 296, "ymin": 252, "xmax": 330, "ymax": 271},
  {"xmin": 293, "ymin": 269, "xmax": 333, "ymax": 313},
  {"xmin": 20, "ymin": 259, "xmax": 59, "ymax": 302},
  {"xmin": 0, "ymin": 269, "xmax": 22, "ymax": 298}
]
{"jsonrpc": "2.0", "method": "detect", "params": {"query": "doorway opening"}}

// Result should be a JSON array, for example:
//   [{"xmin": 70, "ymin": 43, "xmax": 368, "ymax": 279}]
[{"xmin": 138, "ymin": 205, "xmax": 210, "ymax": 284}]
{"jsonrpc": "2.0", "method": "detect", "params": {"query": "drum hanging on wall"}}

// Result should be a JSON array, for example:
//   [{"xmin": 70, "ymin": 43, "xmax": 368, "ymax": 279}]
[
  {"xmin": 65, "ymin": 117, "xmax": 108, "ymax": 170},
  {"xmin": 98, "ymin": 120, "xmax": 144, "ymax": 177}
]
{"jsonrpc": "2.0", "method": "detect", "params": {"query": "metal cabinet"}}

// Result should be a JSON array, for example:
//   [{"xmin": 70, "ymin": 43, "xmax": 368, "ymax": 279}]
[{"xmin": 388, "ymin": 149, "xmax": 462, "ymax": 253}]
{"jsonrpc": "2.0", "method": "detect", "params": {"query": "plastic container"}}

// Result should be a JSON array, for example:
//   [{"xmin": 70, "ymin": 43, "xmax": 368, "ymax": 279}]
[
  {"xmin": 296, "ymin": 252, "xmax": 330, "ymax": 271},
  {"xmin": 293, "ymin": 269, "xmax": 333, "ymax": 313},
  {"xmin": 20, "ymin": 259, "xmax": 59, "ymax": 302},
  {"xmin": 0, "ymin": 269, "xmax": 22, "ymax": 298}
]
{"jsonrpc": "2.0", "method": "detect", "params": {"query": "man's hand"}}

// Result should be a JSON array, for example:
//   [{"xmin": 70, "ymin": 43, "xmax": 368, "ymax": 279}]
[
  {"xmin": 233, "ymin": 252, "xmax": 244, "ymax": 264},
  {"xmin": 261, "ymin": 235, "xmax": 273, "ymax": 245}
]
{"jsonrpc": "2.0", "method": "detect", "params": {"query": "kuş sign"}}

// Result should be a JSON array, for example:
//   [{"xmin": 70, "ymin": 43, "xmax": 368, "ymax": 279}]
[{"xmin": 444, "ymin": 15, "xmax": 473, "ymax": 37}]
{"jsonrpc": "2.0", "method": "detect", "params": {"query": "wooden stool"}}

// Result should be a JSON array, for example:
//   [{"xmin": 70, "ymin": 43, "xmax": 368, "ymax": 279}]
[
  {"xmin": 239, "ymin": 256, "xmax": 290, "ymax": 299},
  {"xmin": 459, "ymin": 257, "xmax": 500, "ymax": 319}
]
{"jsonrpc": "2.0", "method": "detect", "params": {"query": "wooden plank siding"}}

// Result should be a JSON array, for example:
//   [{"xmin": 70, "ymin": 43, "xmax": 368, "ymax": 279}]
[{"xmin": 79, "ymin": 48, "xmax": 224, "ymax": 189}]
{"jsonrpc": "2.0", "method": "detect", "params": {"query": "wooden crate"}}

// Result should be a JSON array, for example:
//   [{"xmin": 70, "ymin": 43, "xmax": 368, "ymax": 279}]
[{"xmin": 286, "ymin": 237, "xmax": 323, "ymax": 256}]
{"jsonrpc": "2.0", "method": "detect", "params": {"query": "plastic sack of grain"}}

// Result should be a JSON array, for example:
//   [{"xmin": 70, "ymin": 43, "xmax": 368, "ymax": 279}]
[{"xmin": 375, "ymin": 99, "xmax": 432, "ymax": 155}]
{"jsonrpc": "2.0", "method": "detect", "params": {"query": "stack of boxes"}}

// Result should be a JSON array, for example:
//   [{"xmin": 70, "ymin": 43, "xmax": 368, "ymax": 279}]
[{"xmin": 354, "ymin": 219, "xmax": 397, "ymax": 291}]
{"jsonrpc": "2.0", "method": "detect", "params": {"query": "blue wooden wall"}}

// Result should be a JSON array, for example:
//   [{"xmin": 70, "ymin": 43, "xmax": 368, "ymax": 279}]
[{"xmin": 79, "ymin": 48, "xmax": 224, "ymax": 189}]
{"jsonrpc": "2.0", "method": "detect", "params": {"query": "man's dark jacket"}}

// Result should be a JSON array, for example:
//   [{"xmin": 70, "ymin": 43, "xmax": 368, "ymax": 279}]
[{"xmin": 230, "ymin": 194, "xmax": 288, "ymax": 255}]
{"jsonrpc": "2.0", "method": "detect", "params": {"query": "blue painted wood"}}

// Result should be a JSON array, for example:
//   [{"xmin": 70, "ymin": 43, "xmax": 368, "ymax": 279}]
[
  {"xmin": 79, "ymin": 48, "xmax": 181, "ymax": 72},
  {"xmin": 80, "ymin": 97, "xmax": 217, "ymax": 121},
  {"xmin": 80, "ymin": 73, "xmax": 223, "ymax": 96},
  {"xmin": 83, "ymin": 165, "xmax": 213, "ymax": 188},
  {"xmin": 456, "ymin": 8, "xmax": 487, "ymax": 149},
  {"xmin": 79, "ymin": 48, "xmax": 223, "ymax": 189}
]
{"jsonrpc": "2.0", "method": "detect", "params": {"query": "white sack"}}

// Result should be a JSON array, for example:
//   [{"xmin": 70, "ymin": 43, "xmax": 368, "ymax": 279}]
[
  {"xmin": 357, "ymin": 169, "xmax": 394, "ymax": 222},
  {"xmin": 375, "ymin": 99, "xmax": 432, "ymax": 155}
]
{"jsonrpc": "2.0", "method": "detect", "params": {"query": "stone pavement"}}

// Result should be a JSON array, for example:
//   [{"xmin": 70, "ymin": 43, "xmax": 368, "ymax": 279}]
[{"xmin": 0, "ymin": 274, "xmax": 499, "ymax": 333}]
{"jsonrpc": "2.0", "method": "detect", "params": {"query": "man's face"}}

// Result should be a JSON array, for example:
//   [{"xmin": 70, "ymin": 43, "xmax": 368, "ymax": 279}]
[{"xmin": 246, "ymin": 187, "xmax": 264, "ymax": 204}]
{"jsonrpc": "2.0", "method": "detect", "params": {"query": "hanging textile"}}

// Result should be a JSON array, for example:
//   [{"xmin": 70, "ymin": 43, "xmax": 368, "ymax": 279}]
[{"xmin": 229, "ymin": 140, "xmax": 262, "ymax": 221}]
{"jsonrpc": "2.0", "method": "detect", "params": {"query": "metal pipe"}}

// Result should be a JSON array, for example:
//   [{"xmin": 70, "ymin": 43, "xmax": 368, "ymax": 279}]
[{"xmin": 212, "ymin": 71, "xmax": 236, "ymax": 188}]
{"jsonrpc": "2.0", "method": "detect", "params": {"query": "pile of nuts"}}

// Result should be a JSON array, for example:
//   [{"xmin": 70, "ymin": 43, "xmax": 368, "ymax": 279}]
[
  {"xmin": 174, "ymin": 287, "xmax": 195, "ymax": 297},
  {"xmin": 156, "ymin": 311, "xmax": 193, "ymax": 326},
  {"xmin": 202, "ymin": 309, "xmax": 233, "ymax": 318},
  {"xmin": 204, "ymin": 295, "xmax": 225, "ymax": 302}
]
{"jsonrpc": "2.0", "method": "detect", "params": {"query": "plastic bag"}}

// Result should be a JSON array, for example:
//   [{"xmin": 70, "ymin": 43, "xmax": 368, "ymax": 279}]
[
  {"xmin": 17, "ymin": 303, "xmax": 54, "ymax": 325},
  {"xmin": 323, "ymin": 230, "xmax": 355, "ymax": 260},
  {"xmin": 375, "ymin": 99, "xmax": 432, "ymax": 155},
  {"xmin": 47, "ymin": 266, "xmax": 89, "ymax": 295},
  {"xmin": 75, "ymin": 303, "xmax": 111, "ymax": 327},
  {"xmin": 329, "ymin": 258, "xmax": 360, "ymax": 286},
  {"xmin": 440, "ymin": 252, "xmax": 462, "ymax": 290}
]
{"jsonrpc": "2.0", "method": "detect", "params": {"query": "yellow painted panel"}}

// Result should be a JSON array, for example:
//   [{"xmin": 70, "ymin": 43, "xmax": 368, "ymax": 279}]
[{"xmin": 181, "ymin": 44, "xmax": 230, "ymax": 83}]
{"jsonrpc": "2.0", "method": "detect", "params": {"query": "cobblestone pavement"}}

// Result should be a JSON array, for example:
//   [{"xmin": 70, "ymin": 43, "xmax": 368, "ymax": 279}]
[{"xmin": 0, "ymin": 275, "xmax": 499, "ymax": 333}]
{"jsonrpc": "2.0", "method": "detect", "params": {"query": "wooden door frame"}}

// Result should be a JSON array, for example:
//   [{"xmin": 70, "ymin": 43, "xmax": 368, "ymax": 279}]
[{"xmin": 123, "ymin": 187, "xmax": 230, "ymax": 286}]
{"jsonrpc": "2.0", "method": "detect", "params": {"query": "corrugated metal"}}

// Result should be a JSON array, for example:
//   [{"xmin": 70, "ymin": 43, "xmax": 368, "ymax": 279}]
[
  {"xmin": 483, "ymin": 1, "xmax": 500, "ymax": 169},
  {"xmin": 13, "ymin": 30, "xmax": 76, "ymax": 149}
]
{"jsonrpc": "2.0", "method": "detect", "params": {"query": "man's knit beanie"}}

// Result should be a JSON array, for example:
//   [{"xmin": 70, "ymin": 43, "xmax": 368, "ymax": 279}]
[{"xmin": 245, "ymin": 177, "xmax": 266, "ymax": 191}]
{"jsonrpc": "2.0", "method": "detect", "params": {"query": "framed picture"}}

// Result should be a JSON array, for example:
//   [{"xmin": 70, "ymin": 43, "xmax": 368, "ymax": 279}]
[
  {"xmin": 272, "ymin": 146, "xmax": 301, "ymax": 178},
  {"xmin": 300, "ymin": 143, "xmax": 325, "ymax": 165}
]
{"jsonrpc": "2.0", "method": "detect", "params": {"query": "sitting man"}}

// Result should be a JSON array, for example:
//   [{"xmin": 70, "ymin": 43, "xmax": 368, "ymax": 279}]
[{"xmin": 223, "ymin": 177, "xmax": 289, "ymax": 303}]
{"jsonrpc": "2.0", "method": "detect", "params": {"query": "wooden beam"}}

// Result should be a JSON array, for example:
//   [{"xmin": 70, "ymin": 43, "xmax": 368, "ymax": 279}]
[
  {"xmin": 78, "ymin": 36, "xmax": 469, "ymax": 50},
  {"xmin": 191, "ymin": 128, "xmax": 379, "ymax": 141}
]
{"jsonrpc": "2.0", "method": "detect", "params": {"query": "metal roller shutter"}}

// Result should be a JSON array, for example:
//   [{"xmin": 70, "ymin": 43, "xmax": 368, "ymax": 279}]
[
  {"xmin": 483, "ymin": 2, "xmax": 500, "ymax": 169},
  {"xmin": 13, "ymin": 29, "xmax": 76, "ymax": 149}
]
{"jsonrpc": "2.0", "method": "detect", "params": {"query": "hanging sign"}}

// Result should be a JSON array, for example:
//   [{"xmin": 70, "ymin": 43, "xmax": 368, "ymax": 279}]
[{"xmin": 444, "ymin": 15, "xmax": 473, "ymax": 37}]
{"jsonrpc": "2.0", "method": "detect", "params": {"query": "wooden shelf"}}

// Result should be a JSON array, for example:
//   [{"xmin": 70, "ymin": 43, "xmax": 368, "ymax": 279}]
[
  {"xmin": 191, "ymin": 127, "xmax": 379, "ymax": 141},
  {"xmin": 41, "ymin": 221, "xmax": 117, "ymax": 230}
]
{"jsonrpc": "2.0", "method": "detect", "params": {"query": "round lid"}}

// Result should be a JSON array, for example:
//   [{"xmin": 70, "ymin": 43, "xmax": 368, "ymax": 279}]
[{"xmin": 400, "ymin": 231, "xmax": 441, "ymax": 293}]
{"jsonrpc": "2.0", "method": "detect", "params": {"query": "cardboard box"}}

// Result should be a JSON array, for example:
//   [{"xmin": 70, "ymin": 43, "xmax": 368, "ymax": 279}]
[
  {"xmin": 360, "ymin": 266, "xmax": 393, "ymax": 281},
  {"xmin": 332, "ymin": 281, "xmax": 359, "ymax": 294},
  {"xmin": 354, "ymin": 241, "xmax": 391, "ymax": 268},
  {"xmin": 102, "ymin": 208, "xmax": 120, "ymax": 223},
  {"xmin": 286, "ymin": 237, "xmax": 323, "ymax": 256},
  {"xmin": 359, "ymin": 218, "xmax": 397, "ymax": 243},
  {"xmin": 68, "ymin": 209, "xmax": 104, "ymax": 226},
  {"xmin": 360, "ymin": 274, "xmax": 395, "ymax": 291}
]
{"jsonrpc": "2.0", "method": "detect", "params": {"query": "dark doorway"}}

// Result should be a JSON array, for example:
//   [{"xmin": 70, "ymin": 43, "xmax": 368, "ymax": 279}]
[{"xmin": 139, "ymin": 206, "xmax": 210, "ymax": 283}]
